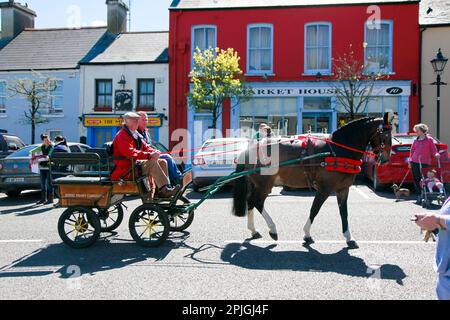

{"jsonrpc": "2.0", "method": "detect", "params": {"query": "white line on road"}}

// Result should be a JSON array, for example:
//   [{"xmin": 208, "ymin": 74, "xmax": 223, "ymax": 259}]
[
  {"xmin": 0, "ymin": 240, "xmax": 44, "ymax": 243},
  {"xmin": 351, "ymin": 186, "xmax": 372, "ymax": 200},
  {"xmin": 225, "ymin": 240, "xmax": 435, "ymax": 245}
]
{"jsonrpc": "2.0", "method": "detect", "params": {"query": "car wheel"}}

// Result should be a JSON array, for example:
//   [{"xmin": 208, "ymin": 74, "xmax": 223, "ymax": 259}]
[
  {"xmin": 6, "ymin": 190, "xmax": 21, "ymax": 198},
  {"xmin": 373, "ymin": 168, "xmax": 386, "ymax": 192}
]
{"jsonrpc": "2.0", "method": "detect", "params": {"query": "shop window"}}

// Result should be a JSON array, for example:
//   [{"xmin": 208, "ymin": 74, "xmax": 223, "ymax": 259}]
[
  {"xmin": 247, "ymin": 24, "xmax": 273, "ymax": 74},
  {"xmin": 304, "ymin": 97, "xmax": 332, "ymax": 110},
  {"xmin": 305, "ymin": 23, "xmax": 332, "ymax": 74},
  {"xmin": 95, "ymin": 79, "xmax": 113, "ymax": 111},
  {"xmin": 0, "ymin": 81, "xmax": 6, "ymax": 117},
  {"xmin": 191, "ymin": 25, "xmax": 217, "ymax": 69},
  {"xmin": 137, "ymin": 79, "xmax": 155, "ymax": 111},
  {"xmin": 240, "ymin": 98, "xmax": 297, "ymax": 137},
  {"xmin": 365, "ymin": 21, "xmax": 393, "ymax": 74}
]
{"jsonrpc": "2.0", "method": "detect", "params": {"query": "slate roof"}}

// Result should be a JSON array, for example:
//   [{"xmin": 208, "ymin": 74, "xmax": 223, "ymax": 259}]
[
  {"xmin": 82, "ymin": 31, "xmax": 169, "ymax": 64},
  {"xmin": 170, "ymin": 0, "xmax": 419, "ymax": 10},
  {"xmin": 420, "ymin": 0, "xmax": 450, "ymax": 26},
  {"xmin": 0, "ymin": 27, "xmax": 108, "ymax": 71}
]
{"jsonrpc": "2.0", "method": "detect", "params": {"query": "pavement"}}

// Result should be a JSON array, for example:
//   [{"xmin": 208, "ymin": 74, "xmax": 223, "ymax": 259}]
[{"xmin": 0, "ymin": 179, "xmax": 441, "ymax": 300}]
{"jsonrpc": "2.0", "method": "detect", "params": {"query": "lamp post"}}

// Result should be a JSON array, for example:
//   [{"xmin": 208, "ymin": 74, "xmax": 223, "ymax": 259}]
[{"xmin": 430, "ymin": 48, "xmax": 448, "ymax": 140}]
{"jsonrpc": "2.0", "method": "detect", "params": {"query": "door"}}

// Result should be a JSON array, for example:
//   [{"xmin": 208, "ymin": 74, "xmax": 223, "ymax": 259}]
[{"xmin": 302, "ymin": 113, "xmax": 332, "ymax": 134}]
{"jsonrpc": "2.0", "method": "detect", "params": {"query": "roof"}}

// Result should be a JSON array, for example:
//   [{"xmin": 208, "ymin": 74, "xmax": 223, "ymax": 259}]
[
  {"xmin": 420, "ymin": 0, "xmax": 450, "ymax": 26},
  {"xmin": 170, "ymin": 0, "xmax": 419, "ymax": 10},
  {"xmin": 0, "ymin": 27, "xmax": 108, "ymax": 71},
  {"xmin": 82, "ymin": 32, "xmax": 169, "ymax": 64}
]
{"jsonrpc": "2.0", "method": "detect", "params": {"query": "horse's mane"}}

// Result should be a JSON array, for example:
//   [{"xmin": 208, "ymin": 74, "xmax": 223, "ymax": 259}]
[{"xmin": 332, "ymin": 117, "xmax": 383, "ymax": 135}]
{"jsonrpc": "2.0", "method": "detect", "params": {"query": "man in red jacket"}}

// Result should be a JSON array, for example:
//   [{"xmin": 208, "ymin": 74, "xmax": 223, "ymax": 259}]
[{"xmin": 111, "ymin": 112, "xmax": 180, "ymax": 199}]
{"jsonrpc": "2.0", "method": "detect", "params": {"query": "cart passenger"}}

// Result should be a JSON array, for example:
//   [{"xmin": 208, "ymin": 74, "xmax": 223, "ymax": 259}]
[{"xmin": 111, "ymin": 112, "xmax": 180, "ymax": 199}]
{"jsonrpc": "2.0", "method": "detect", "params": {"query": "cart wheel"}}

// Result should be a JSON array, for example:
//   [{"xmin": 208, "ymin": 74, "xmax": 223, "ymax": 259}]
[
  {"xmin": 96, "ymin": 205, "xmax": 124, "ymax": 232},
  {"xmin": 129, "ymin": 205, "xmax": 170, "ymax": 248},
  {"xmin": 58, "ymin": 207, "xmax": 101, "ymax": 249},
  {"xmin": 170, "ymin": 211, "xmax": 195, "ymax": 232}
]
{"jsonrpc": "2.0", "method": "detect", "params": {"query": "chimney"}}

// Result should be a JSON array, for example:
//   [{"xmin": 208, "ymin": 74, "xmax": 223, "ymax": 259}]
[
  {"xmin": 0, "ymin": 1, "xmax": 36, "ymax": 41},
  {"xmin": 106, "ymin": 0, "xmax": 128, "ymax": 35}
]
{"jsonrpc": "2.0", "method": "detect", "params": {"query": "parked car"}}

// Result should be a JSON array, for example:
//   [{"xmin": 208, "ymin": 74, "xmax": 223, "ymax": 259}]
[
  {"xmin": 192, "ymin": 138, "xmax": 249, "ymax": 191},
  {"xmin": 0, "ymin": 143, "xmax": 92, "ymax": 198},
  {"xmin": 0, "ymin": 131, "xmax": 26, "ymax": 159},
  {"xmin": 362, "ymin": 133, "xmax": 450, "ymax": 191}
]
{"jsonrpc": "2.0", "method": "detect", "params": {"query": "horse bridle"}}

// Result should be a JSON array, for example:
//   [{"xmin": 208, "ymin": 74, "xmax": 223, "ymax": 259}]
[{"xmin": 369, "ymin": 123, "xmax": 392, "ymax": 162}]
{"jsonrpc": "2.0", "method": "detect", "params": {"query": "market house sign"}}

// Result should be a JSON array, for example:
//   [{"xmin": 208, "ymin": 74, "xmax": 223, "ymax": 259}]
[{"xmin": 246, "ymin": 85, "xmax": 411, "ymax": 97}]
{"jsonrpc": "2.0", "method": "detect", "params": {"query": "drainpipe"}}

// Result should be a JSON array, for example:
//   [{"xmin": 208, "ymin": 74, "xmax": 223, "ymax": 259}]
[{"xmin": 419, "ymin": 26, "xmax": 427, "ymax": 123}]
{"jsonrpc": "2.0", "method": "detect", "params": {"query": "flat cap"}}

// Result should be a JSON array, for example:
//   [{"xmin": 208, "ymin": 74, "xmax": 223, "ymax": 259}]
[{"xmin": 122, "ymin": 112, "xmax": 140, "ymax": 119}]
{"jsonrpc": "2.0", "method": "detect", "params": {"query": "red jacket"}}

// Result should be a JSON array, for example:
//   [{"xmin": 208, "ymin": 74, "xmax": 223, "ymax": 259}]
[
  {"xmin": 410, "ymin": 135, "xmax": 439, "ymax": 165},
  {"xmin": 111, "ymin": 126, "xmax": 159, "ymax": 181}
]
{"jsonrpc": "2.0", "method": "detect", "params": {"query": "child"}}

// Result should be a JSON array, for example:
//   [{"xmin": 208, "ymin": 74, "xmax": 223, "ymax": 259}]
[{"xmin": 425, "ymin": 169, "xmax": 445, "ymax": 194}]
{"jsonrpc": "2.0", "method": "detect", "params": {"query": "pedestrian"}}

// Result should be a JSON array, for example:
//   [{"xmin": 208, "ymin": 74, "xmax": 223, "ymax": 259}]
[
  {"xmin": 254, "ymin": 123, "xmax": 271, "ymax": 141},
  {"xmin": 137, "ymin": 111, "xmax": 182, "ymax": 185},
  {"xmin": 415, "ymin": 199, "xmax": 450, "ymax": 300},
  {"xmin": 30, "ymin": 133, "xmax": 54, "ymax": 205},
  {"xmin": 408, "ymin": 124, "xmax": 441, "ymax": 203}
]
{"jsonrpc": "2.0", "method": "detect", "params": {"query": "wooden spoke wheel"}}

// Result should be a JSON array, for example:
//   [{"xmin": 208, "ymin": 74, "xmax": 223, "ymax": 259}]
[
  {"xmin": 96, "ymin": 205, "xmax": 124, "ymax": 232},
  {"xmin": 129, "ymin": 205, "xmax": 170, "ymax": 248},
  {"xmin": 58, "ymin": 207, "xmax": 101, "ymax": 249},
  {"xmin": 169, "ymin": 211, "xmax": 195, "ymax": 232}
]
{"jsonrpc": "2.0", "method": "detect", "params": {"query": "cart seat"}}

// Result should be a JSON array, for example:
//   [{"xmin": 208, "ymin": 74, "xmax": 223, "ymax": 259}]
[{"xmin": 54, "ymin": 176, "xmax": 113, "ymax": 185}]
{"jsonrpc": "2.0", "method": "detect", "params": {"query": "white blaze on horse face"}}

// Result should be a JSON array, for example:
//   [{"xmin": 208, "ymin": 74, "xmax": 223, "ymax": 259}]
[
  {"xmin": 247, "ymin": 209, "xmax": 257, "ymax": 236},
  {"xmin": 261, "ymin": 208, "xmax": 277, "ymax": 235},
  {"xmin": 303, "ymin": 219, "xmax": 312, "ymax": 238}
]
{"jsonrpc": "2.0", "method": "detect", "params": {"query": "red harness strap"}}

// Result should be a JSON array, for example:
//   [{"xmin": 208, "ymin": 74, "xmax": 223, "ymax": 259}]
[{"xmin": 324, "ymin": 157, "xmax": 363, "ymax": 174}]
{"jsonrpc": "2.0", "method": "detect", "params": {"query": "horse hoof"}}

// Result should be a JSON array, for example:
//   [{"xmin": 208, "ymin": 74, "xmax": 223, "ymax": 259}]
[
  {"xmin": 251, "ymin": 232, "xmax": 263, "ymax": 240},
  {"xmin": 347, "ymin": 240, "xmax": 359, "ymax": 249},
  {"xmin": 303, "ymin": 237, "xmax": 314, "ymax": 245},
  {"xmin": 269, "ymin": 232, "xmax": 278, "ymax": 241}
]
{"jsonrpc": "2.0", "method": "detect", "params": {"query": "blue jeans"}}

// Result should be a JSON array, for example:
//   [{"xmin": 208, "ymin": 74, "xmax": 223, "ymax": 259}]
[
  {"xmin": 39, "ymin": 169, "xmax": 52, "ymax": 197},
  {"xmin": 437, "ymin": 274, "xmax": 450, "ymax": 300},
  {"xmin": 160, "ymin": 154, "xmax": 182, "ymax": 185}
]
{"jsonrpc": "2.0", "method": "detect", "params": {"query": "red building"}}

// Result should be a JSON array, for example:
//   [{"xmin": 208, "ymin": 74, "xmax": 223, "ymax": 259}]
[{"xmin": 169, "ymin": 0, "xmax": 420, "ymax": 151}]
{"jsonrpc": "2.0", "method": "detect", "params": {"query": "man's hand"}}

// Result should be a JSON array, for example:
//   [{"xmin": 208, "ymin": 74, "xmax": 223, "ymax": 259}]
[
  {"xmin": 415, "ymin": 213, "xmax": 443, "ymax": 231},
  {"xmin": 150, "ymin": 151, "xmax": 160, "ymax": 160},
  {"xmin": 436, "ymin": 153, "xmax": 441, "ymax": 159}
]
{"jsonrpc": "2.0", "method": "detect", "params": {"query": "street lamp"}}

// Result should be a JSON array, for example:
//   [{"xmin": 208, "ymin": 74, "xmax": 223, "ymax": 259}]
[{"xmin": 430, "ymin": 48, "xmax": 448, "ymax": 140}]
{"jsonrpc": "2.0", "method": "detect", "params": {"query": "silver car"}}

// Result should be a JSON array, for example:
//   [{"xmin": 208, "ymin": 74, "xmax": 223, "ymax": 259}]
[
  {"xmin": 192, "ymin": 138, "xmax": 249, "ymax": 192},
  {"xmin": 0, "ymin": 143, "xmax": 91, "ymax": 198}
]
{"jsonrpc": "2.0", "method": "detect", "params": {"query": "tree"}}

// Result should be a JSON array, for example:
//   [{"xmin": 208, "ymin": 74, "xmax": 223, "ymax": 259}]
[
  {"xmin": 187, "ymin": 47, "xmax": 252, "ymax": 132},
  {"xmin": 8, "ymin": 72, "xmax": 58, "ymax": 144},
  {"xmin": 331, "ymin": 46, "xmax": 385, "ymax": 122}
]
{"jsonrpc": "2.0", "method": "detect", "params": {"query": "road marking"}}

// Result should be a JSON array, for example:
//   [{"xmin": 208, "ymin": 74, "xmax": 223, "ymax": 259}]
[
  {"xmin": 0, "ymin": 240, "xmax": 43, "ymax": 243},
  {"xmin": 351, "ymin": 186, "xmax": 372, "ymax": 200},
  {"xmin": 225, "ymin": 240, "xmax": 435, "ymax": 245}
]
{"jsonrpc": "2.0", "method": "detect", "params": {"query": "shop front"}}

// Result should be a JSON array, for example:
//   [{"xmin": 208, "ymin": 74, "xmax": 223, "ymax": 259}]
[
  {"xmin": 231, "ymin": 81, "xmax": 411, "ymax": 137},
  {"xmin": 83, "ymin": 114, "xmax": 164, "ymax": 147}
]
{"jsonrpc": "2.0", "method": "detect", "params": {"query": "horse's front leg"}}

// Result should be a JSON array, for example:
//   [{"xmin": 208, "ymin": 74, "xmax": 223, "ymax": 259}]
[
  {"xmin": 337, "ymin": 188, "xmax": 359, "ymax": 249},
  {"xmin": 303, "ymin": 190, "xmax": 331, "ymax": 245}
]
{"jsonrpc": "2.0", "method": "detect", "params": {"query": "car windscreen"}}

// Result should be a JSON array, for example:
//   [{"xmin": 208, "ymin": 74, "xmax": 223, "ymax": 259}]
[
  {"xmin": 6, "ymin": 145, "xmax": 36, "ymax": 158},
  {"xmin": 4, "ymin": 136, "xmax": 25, "ymax": 149},
  {"xmin": 202, "ymin": 141, "xmax": 248, "ymax": 154}
]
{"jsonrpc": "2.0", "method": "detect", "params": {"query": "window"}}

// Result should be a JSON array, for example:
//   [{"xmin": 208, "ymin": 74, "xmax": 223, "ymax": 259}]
[
  {"xmin": 305, "ymin": 23, "xmax": 332, "ymax": 74},
  {"xmin": 137, "ymin": 79, "xmax": 155, "ymax": 111},
  {"xmin": 247, "ymin": 24, "xmax": 273, "ymax": 74},
  {"xmin": 365, "ymin": 21, "xmax": 393, "ymax": 73},
  {"xmin": 191, "ymin": 26, "xmax": 217, "ymax": 68},
  {"xmin": 48, "ymin": 130, "xmax": 63, "ymax": 141},
  {"xmin": 304, "ymin": 97, "xmax": 332, "ymax": 110},
  {"xmin": 0, "ymin": 81, "xmax": 6, "ymax": 116},
  {"xmin": 48, "ymin": 80, "xmax": 63, "ymax": 115},
  {"xmin": 95, "ymin": 79, "xmax": 113, "ymax": 110}
]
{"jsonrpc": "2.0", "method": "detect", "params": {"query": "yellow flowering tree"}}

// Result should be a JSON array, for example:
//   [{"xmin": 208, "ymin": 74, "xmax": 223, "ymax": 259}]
[{"xmin": 188, "ymin": 47, "xmax": 252, "ymax": 130}]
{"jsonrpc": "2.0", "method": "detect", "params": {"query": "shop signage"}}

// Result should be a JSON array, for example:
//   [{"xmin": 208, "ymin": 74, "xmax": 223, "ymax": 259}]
[{"xmin": 84, "ymin": 116, "xmax": 162, "ymax": 127}]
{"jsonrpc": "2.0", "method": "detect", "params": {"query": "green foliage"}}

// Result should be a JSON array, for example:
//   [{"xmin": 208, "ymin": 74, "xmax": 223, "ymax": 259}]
[{"xmin": 188, "ymin": 47, "xmax": 252, "ymax": 129}]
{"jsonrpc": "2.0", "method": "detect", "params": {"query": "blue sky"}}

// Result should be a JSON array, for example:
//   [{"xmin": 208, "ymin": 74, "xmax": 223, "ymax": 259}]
[{"xmin": 24, "ymin": 0, "xmax": 173, "ymax": 31}]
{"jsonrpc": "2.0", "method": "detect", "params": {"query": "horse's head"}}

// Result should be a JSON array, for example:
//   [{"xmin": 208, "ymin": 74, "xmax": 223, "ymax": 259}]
[{"xmin": 369, "ymin": 113, "xmax": 392, "ymax": 165}]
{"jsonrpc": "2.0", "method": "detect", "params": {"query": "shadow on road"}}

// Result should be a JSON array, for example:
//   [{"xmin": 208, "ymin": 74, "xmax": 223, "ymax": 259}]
[{"xmin": 219, "ymin": 241, "xmax": 407, "ymax": 285}]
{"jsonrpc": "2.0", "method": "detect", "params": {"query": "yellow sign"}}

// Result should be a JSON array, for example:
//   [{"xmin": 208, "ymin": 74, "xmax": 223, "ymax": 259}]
[{"xmin": 84, "ymin": 116, "xmax": 162, "ymax": 127}]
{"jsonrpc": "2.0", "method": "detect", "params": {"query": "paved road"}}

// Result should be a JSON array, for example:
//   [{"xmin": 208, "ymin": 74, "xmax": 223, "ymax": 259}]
[{"xmin": 0, "ymin": 180, "xmax": 441, "ymax": 300}]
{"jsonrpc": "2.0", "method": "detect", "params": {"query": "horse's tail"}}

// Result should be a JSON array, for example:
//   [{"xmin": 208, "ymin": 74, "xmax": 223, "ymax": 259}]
[{"xmin": 232, "ymin": 152, "xmax": 250, "ymax": 217}]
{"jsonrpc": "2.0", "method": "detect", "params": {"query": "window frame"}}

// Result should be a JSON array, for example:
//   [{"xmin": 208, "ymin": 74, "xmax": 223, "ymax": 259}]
[
  {"xmin": 137, "ymin": 78, "xmax": 156, "ymax": 111},
  {"xmin": 304, "ymin": 22, "xmax": 332, "ymax": 75},
  {"xmin": 246, "ymin": 23, "xmax": 274, "ymax": 75},
  {"xmin": 191, "ymin": 25, "xmax": 217, "ymax": 70},
  {"xmin": 47, "ymin": 79, "xmax": 64, "ymax": 116},
  {"xmin": 0, "ymin": 80, "xmax": 7, "ymax": 117},
  {"xmin": 95, "ymin": 79, "xmax": 113, "ymax": 111},
  {"xmin": 364, "ymin": 20, "xmax": 394, "ymax": 74}
]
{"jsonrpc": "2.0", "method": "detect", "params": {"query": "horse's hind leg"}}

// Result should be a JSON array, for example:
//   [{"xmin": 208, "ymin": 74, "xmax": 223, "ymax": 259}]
[
  {"xmin": 303, "ymin": 190, "xmax": 331, "ymax": 244},
  {"xmin": 337, "ymin": 188, "xmax": 359, "ymax": 249},
  {"xmin": 247, "ymin": 209, "xmax": 262, "ymax": 239},
  {"xmin": 252, "ymin": 187, "xmax": 278, "ymax": 241}
]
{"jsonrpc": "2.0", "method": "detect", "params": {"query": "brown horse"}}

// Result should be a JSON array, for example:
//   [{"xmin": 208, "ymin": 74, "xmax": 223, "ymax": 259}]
[{"xmin": 232, "ymin": 114, "xmax": 392, "ymax": 249}]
